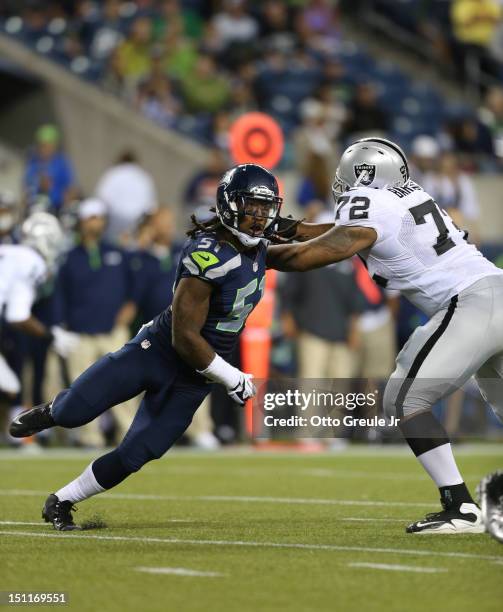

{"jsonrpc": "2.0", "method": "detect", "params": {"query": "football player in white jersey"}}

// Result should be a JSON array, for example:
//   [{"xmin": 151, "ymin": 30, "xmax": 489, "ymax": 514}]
[
  {"xmin": 0, "ymin": 212, "xmax": 79, "ymax": 397},
  {"xmin": 266, "ymin": 137, "xmax": 503, "ymax": 535}
]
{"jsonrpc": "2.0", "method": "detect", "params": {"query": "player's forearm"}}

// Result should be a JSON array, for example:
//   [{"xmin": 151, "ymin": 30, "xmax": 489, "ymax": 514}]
[
  {"xmin": 295, "ymin": 222, "xmax": 334, "ymax": 242},
  {"xmin": 268, "ymin": 228, "xmax": 355, "ymax": 271},
  {"xmin": 172, "ymin": 328, "xmax": 215, "ymax": 370}
]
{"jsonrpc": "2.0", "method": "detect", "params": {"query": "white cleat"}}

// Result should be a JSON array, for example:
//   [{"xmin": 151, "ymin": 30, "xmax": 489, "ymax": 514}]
[{"xmin": 406, "ymin": 502, "xmax": 485, "ymax": 534}]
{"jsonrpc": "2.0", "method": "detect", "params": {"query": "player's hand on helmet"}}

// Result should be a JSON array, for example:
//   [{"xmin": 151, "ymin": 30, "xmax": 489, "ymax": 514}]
[
  {"xmin": 50, "ymin": 326, "xmax": 80, "ymax": 358},
  {"xmin": 226, "ymin": 372, "xmax": 256, "ymax": 406}
]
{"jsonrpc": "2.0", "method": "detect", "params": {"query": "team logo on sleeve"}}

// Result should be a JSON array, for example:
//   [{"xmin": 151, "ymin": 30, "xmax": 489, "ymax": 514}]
[
  {"xmin": 191, "ymin": 250, "xmax": 220, "ymax": 272},
  {"xmin": 354, "ymin": 163, "xmax": 376, "ymax": 185}
]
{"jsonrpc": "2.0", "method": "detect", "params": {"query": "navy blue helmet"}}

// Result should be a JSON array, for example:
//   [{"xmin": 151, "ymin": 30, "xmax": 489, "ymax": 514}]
[{"xmin": 216, "ymin": 164, "xmax": 282, "ymax": 246}]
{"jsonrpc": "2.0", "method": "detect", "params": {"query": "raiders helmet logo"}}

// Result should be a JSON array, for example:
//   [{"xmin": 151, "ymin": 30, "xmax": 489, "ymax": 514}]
[{"xmin": 354, "ymin": 163, "xmax": 376, "ymax": 185}]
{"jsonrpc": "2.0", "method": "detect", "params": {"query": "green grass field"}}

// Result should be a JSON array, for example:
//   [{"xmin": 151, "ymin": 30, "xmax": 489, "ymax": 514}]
[{"xmin": 1, "ymin": 445, "xmax": 502, "ymax": 612}]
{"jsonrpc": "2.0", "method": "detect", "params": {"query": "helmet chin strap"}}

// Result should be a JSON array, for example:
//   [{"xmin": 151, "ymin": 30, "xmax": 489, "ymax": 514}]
[{"xmin": 227, "ymin": 224, "xmax": 262, "ymax": 247}]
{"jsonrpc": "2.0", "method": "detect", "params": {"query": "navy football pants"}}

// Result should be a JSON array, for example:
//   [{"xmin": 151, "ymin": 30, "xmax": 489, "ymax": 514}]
[{"xmin": 51, "ymin": 328, "xmax": 211, "ymax": 473}]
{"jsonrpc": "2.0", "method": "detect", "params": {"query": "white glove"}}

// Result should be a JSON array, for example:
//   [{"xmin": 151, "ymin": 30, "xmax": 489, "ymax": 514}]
[
  {"xmin": 50, "ymin": 326, "xmax": 80, "ymax": 358},
  {"xmin": 227, "ymin": 372, "xmax": 256, "ymax": 406},
  {"xmin": 197, "ymin": 354, "xmax": 256, "ymax": 406}
]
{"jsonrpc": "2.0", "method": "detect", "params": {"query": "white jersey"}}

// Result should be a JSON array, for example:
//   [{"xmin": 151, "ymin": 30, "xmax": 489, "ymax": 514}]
[
  {"xmin": 335, "ymin": 182, "xmax": 503, "ymax": 316},
  {"xmin": 0, "ymin": 244, "xmax": 47, "ymax": 323}
]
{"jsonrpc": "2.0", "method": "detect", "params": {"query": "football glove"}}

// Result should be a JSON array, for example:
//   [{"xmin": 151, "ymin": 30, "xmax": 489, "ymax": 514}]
[
  {"xmin": 227, "ymin": 372, "xmax": 256, "ymax": 406},
  {"xmin": 197, "ymin": 354, "xmax": 256, "ymax": 405},
  {"xmin": 50, "ymin": 326, "xmax": 80, "ymax": 358},
  {"xmin": 268, "ymin": 215, "xmax": 304, "ymax": 244}
]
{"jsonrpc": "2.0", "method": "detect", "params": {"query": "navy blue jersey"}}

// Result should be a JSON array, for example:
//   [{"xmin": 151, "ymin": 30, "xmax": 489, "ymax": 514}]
[{"xmin": 151, "ymin": 232, "xmax": 267, "ymax": 358}]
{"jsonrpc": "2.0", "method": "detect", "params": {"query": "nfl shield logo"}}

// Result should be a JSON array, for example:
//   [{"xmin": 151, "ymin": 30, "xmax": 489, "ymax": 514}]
[
  {"xmin": 354, "ymin": 163, "xmax": 376, "ymax": 185},
  {"xmin": 141, "ymin": 339, "xmax": 151, "ymax": 350}
]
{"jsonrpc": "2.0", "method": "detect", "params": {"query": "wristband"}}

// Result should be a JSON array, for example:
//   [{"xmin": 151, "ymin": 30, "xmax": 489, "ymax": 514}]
[{"xmin": 197, "ymin": 354, "xmax": 241, "ymax": 389}]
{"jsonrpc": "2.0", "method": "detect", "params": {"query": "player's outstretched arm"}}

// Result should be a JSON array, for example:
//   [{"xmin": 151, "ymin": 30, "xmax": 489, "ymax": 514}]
[
  {"xmin": 266, "ymin": 225, "xmax": 377, "ymax": 271},
  {"xmin": 171, "ymin": 277, "xmax": 215, "ymax": 370},
  {"xmin": 171, "ymin": 276, "xmax": 256, "ymax": 405},
  {"xmin": 294, "ymin": 222, "xmax": 334, "ymax": 242}
]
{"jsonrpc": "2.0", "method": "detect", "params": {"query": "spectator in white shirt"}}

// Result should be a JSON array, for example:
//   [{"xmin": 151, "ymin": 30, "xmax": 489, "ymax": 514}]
[
  {"xmin": 211, "ymin": 0, "xmax": 259, "ymax": 52},
  {"xmin": 95, "ymin": 150, "xmax": 158, "ymax": 246}
]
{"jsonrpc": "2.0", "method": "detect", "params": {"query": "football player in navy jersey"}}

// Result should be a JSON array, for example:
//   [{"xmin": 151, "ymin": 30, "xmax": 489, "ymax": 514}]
[{"xmin": 10, "ymin": 163, "xmax": 299, "ymax": 531}]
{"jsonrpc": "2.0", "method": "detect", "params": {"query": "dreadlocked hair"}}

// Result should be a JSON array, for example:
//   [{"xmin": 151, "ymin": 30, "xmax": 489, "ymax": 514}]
[{"xmin": 186, "ymin": 207, "xmax": 224, "ymax": 238}]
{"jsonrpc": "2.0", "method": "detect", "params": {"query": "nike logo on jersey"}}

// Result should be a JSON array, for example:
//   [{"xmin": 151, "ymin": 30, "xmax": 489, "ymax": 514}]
[{"xmin": 191, "ymin": 251, "xmax": 220, "ymax": 272}]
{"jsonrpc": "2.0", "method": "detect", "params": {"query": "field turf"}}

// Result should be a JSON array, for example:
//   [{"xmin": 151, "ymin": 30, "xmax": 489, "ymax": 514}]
[{"xmin": 0, "ymin": 444, "xmax": 502, "ymax": 612}]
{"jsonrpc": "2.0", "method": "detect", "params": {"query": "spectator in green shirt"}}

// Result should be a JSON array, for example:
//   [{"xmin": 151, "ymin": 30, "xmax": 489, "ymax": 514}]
[{"xmin": 180, "ymin": 54, "xmax": 231, "ymax": 113}]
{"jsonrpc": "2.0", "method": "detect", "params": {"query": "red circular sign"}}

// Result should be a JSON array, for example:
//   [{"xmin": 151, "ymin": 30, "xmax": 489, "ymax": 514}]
[{"xmin": 229, "ymin": 112, "xmax": 284, "ymax": 169}]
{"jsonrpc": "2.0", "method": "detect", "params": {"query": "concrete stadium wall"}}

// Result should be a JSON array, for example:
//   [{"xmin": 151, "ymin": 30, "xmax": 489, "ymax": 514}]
[{"xmin": 0, "ymin": 33, "xmax": 207, "ymax": 227}]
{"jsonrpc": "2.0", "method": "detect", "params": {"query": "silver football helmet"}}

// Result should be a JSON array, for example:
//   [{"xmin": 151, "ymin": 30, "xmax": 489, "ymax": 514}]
[
  {"xmin": 21, "ymin": 211, "xmax": 65, "ymax": 268},
  {"xmin": 332, "ymin": 137, "xmax": 410, "ymax": 200}
]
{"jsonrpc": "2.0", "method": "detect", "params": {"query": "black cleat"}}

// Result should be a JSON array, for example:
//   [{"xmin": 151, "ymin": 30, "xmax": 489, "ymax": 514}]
[
  {"xmin": 9, "ymin": 402, "xmax": 55, "ymax": 438},
  {"xmin": 42, "ymin": 494, "xmax": 81, "ymax": 531},
  {"xmin": 406, "ymin": 502, "xmax": 484, "ymax": 534},
  {"xmin": 478, "ymin": 471, "xmax": 503, "ymax": 543}
]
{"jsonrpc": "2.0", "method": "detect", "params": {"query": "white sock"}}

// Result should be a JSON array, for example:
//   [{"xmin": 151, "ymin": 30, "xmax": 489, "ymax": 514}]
[
  {"xmin": 55, "ymin": 463, "xmax": 105, "ymax": 504},
  {"xmin": 417, "ymin": 443, "xmax": 464, "ymax": 488}
]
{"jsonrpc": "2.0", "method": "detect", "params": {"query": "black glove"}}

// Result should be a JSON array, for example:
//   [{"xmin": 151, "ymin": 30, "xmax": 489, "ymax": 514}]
[{"xmin": 268, "ymin": 215, "xmax": 304, "ymax": 244}]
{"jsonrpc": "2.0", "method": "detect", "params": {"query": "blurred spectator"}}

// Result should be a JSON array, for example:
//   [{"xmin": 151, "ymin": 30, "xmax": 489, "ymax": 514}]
[
  {"xmin": 95, "ymin": 150, "xmax": 158, "ymax": 246},
  {"xmin": 316, "ymin": 57, "xmax": 352, "ymax": 108},
  {"xmin": 184, "ymin": 147, "xmax": 229, "ymax": 215},
  {"xmin": 294, "ymin": 98, "xmax": 340, "ymax": 173},
  {"xmin": 101, "ymin": 47, "xmax": 129, "ymax": 98},
  {"xmin": 352, "ymin": 258, "xmax": 397, "ymax": 382},
  {"xmin": 54, "ymin": 198, "xmax": 138, "ymax": 447},
  {"xmin": 478, "ymin": 86, "xmax": 503, "ymax": 158},
  {"xmin": 131, "ymin": 208, "xmax": 181, "ymax": 323},
  {"xmin": 296, "ymin": 150, "xmax": 333, "ymax": 216},
  {"xmin": 279, "ymin": 259, "xmax": 364, "ymax": 380},
  {"xmin": 210, "ymin": 110, "xmax": 233, "ymax": 151},
  {"xmin": 24, "ymin": 124, "xmax": 77, "ymax": 215},
  {"xmin": 258, "ymin": 0, "xmax": 295, "ymax": 49},
  {"xmin": 444, "ymin": 116, "xmax": 495, "ymax": 170},
  {"xmin": 296, "ymin": 0, "xmax": 341, "ymax": 54},
  {"xmin": 409, "ymin": 135, "xmax": 440, "ymax": 184},
  {"xmin": 115, "ymin": 16, "xmax": 153, "ymax": 85},
  {"xmin": 152, "ymin": 0, "xmax": 204, "ymax": 41},
  {"xmin": 159, "ymin": 27, "xmax": 198, "ymax": 79},
  {"xmin": 179, "ymin": 53, "xmax": 231, "ymax": 113},
  {"xmin": 422, "ymin": 152, "xmax": 480, "ymax": 241},
  {"xmin": 89, "ymin": 0, "xmax": 124, "ymax": 61},
  {"xmin": 342, "ymin": 82, "xmax": 390, "ymax": 139},
  {"xmin": 211, "ymin": 0, "xmax": 258, "ymax": 65},
  {"xmin": 135, "ymin": 70, "xmax": 180, "ymax": 128},
  {"xmin": 450, "ymin": 0, "xmax": 502, "ymax": 82}
]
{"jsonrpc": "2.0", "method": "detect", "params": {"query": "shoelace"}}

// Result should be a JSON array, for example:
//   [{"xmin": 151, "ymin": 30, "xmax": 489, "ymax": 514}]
[{"xmin": 55, "ymin": 501, "xmax": 77, "ymax": 522}]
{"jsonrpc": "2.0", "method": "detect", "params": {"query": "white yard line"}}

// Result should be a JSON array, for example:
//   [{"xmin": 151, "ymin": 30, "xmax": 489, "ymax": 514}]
[
  {"xmin": 0, "ymin": 443, "xmax": 500, "ymax": 460},
  {"xmin": 342, "ymin": 518, "xmax": 408, "ymax": 523},
  {"xmin": 135, "ymin": 567, "xmax": 224, "ymax": 577},
  {"xmin": 0, "ymin": 520, "xmax": 50, "ymax": 527},
  {"xmin": 0, "ymin": 489, "xmax": 433, "ymax": 508},
  {"xmin": 348, "ymin": 562, "xmax": 447, "ymax": 574},
  {"xmin": 1, "ymin": 530, "xmax": 502, "ymax": 563}
]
